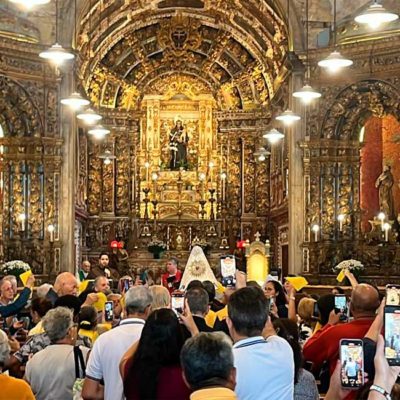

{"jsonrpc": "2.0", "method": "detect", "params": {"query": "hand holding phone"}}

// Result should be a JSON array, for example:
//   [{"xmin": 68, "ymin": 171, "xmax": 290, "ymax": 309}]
[
  {"xmin": 340, "ymin": 339, "xmax": 364, "ymax": 389},
  {"xmin": 384, "ymin": 305, "xmax": 400, "ymax": 366},
  {"xmin": 221, "ymin": 255, "xmax": 236, "ymax": 288},
  {"xmin": 171, "ymin": 291, "xmax": 185, "ymax": 315},
  {"xmin": 104, "ymin": 301, "xmax": 114, "ymax": 322},
  {"xmin": 386, "ymin": 285, "xmax": 400, "ymax": 306},
  {"xmin": 335, "ymin": 294, "xmax": 348, "ymax": 321}
]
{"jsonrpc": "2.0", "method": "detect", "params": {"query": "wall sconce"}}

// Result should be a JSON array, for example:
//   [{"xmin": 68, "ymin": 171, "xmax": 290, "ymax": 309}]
[
  {"xmin": 18, "ymin": 213, "xmax": 26, "ymax": 232},
  {"xmin": 311, "ymin": 224, "xmax": 320, "ymax": 242},
  {"xmin": 48, "ymin": 224, "xmax": 55, "ymax": 243}
]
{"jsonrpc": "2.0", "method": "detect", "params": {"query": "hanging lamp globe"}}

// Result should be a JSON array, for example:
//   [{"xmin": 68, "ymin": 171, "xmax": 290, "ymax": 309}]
[
  {"xmin": 263, "ymin": 128, "xmax": 284, "ymax": 145},
  {"xmin": 318, "ymin": 50, "xmax": 353, "ymax": 72},
  {"xmin": 254, "ymin": 146, "xmax": 271, "ymax": 162},
  {"xmin": 275, "ymin": 109, "xmax": 301, "ymax": 124},
  {"xmin": 88, "ymin": 125, "xmax": 110, "ymax": 140},
  {"xmin": 355, "ymin": 1, "xmax": 398, "ymax": 29},
  {"xmin": 76, "ymin": 108, "xmax": 102, "ymax": 124},
  {"xmin": 39, "ymin": 43, "xmax": 74, "ymax": 65},
  {"xmin": 61, "ymin": 92, "xmax": 90, "ymax": 110},
  {"xmin": 99, "ymin": 150, "xmax": 116, "ymax": 165},
  {"xmin": 9, "ymin": 0, "xmax": 50, "ymax": 7},
  {"xmin": 293, "ymin": 84, "xmax": 322, "ymax": 104}
]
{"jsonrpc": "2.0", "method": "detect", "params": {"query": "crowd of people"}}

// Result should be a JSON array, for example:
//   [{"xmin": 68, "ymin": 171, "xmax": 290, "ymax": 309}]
[{"xmin": 0, "ymin": 254, "xmax": 399, "ymax": 400}]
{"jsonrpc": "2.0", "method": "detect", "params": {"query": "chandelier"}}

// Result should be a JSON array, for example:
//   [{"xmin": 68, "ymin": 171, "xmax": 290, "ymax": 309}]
[{"xmin": 355, "ymin": 1, "xmax": 398, "ymax": 29}]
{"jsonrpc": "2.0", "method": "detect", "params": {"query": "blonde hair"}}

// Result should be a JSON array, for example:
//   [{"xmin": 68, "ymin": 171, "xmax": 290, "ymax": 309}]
[
  {"xmin": 297, "ymin": 297, "xmax": 316, "ymax": 323},
  {"xmin": 149, "ymin": 285, "xmax": 170, "ymax": 310}
]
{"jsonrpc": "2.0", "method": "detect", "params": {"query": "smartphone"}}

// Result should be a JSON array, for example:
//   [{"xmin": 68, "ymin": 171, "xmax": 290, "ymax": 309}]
[
  {"xmin": 312, "ymin": 302, "xmax": 319, "ymax": 319},
  {"xmin": 335, "ymin": 294, "xmax": 348, "ymax": 321},
  {"xmin": 384, "ymin": 305, "xmax": 400, "ymax": 366},
  {"xmin": 171, "ymin": 292, "xmax": 185, "ymax": 314},
  {"xmin": 221, "ymin": 255, "xmax": 236, "ymax": 287},
  {"xmin": 386, "ymin": 285, "xmax": 400, "ymax": 306},
  {"xmin": 140, "ymin": 271, "xmax": 148, "ymax": 284},
  {"xmin": 104, "ymin": 301, "xmax": 114, "ymax": 322},
  {"xmin": 339, "ymin": 339, "xmax": 364, "ymax": 388},
  {"xmin": 123, "ymin": 278, "xmax": 132, "ymax": 292}
]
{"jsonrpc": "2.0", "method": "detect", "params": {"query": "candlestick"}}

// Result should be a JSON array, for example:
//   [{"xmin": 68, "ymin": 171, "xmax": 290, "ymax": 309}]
[
  {"xmin": 378, "ymin": 212, "xmax": 385, "ymax": 231},
  {"xmin": 383, "ymin": 222, "xmax": 391, "ymax": 242},
  {"xmin": 312, "ymin": 224, "xmax": 319, "ymax": 242}
]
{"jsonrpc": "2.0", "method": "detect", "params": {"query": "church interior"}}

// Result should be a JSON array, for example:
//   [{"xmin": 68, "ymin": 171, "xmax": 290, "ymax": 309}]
[{"xmin": 1, "ymin": 0, "xmax": 400, "ymax": 286}]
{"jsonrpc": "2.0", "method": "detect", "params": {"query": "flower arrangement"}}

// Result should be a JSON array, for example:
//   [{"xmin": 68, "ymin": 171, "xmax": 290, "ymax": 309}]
[
  {"xmin": 333, "ymin": 259, "xmax": 364, "ymax": 273},
  {"xmin": 148, "ymin": 238, "xmax": 167, "ymax": 259},
  {"xmin": 0, "ymin": 260, "xmax": 31, "ymax": 278}
]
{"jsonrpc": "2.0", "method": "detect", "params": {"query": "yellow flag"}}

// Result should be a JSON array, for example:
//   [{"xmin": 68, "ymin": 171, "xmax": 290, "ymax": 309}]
[
  {"xmin": 93, "ymin": 292, "xmax": 107, "ymax": 312},
  {"xmin": 285, "ymin": 276, "xmax": 309, "ymax": 291},
  {"xmin": 79, "ymin": 280, "xmax": 90, "ymax": 294},
  {"xmin": 19, "ymin": 270, "xmax": 32, "ymax": 287},
  {"xmin": 336, "ymin": 269, "xmax": 346, "ymax": 283}
]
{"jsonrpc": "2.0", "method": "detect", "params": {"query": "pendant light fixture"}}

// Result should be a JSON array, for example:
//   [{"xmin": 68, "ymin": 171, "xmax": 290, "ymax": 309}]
[
  {"xmin": 39, "ymin": 0, "xmax": 74, "ymax": 64},
  {"xmin": 318, "ymin": 0, "xmax": 353, "ymax": 72},
  {"xmin": 9, "ymin": 0, "xmax": 50, "ymax": 8},
  {"xmin": 355, "ymin": 1, "xmax": 398, "ymax": 29},
  {"xmin": 77, "ymin": 108, "xmax": 102, "ymax": 124},
  {"xmin": 88, "ymin": 124, "xmax": 111, "ymax": 140},
  {"xmin": 276, "ymin": 0, "xmax": 301, "ymax": 125},
  {"xmin": 99, "ymin": 149, "xmax": 116, "ymax": 165},
  {"xmin": 61, "ymin": 0, "xmax": 89, "ymax": 110},
  {"xmin": 263, "ymin": 128, "xmax": 284, "ymax": 145},
  {"xmin": 293, "ymin": 0, "xmax": 321, "ymax": 104},
  {"xmin": 254, "ymin": 146, "xmax": 271, "ymax": 162},
  {"xmin": 61, "ymin": 92, "xmax": 90, "ymax": 110}
]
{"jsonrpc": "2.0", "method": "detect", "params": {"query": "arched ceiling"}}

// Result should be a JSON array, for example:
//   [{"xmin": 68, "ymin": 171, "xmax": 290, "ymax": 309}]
[{"xmin": 76, "ymin": 0, "xmax": 289, "ymax": 111}]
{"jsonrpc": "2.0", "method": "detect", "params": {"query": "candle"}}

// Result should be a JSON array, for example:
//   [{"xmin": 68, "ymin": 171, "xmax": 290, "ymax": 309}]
[
  {"xmin": 209, "ymin": 161, "xmax": 214, "ymax": 186},
  {"xmin": 189, "ymin": 227, "xmax": 192, "ymax": 246},
  {"xmin": 312, "ymin": 224, "xmax": 319, "ymax": 242},
  {"xmin": 199, "ymin": 173, "xmax": 206, "ymax": 200},
  {"xmin": 378, "ymin": 212, "xmax": 385, "ymax": 231},
  {"xmin": 221, "ymin": 172, "xmax": 227, "ymax": 202},
  {"xmin": 383, "ymin": 222, "xmax": 391, "ymax": 242},
  {"xmin": 18, "ymin": 213, "xmax": 26, "ymax": 232},
  {"xmin": 338, "ymin": 214, "xmax": 345, "ymax": 232},
  {"xmin": 145, "ymin": 161, "xmax": 150, "ymax": 188},
  {"xmin": 152, "ymin": 173, "xmax": 158, "ymax": 200},
  {"xmin": 167, "ymin": 226, "xmax": 170, "ymax": 250}
]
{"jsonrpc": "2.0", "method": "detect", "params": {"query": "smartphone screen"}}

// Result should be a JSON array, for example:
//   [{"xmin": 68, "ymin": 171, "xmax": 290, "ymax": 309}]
[
  {"xmin": 386, "ymin": 285, "xmax": 400, "ymax": 306},
  {"xmin": 312, "ymin": 302, "xmax": 319, "ymax": 319},
  {"xmin": 340, "ymin": 339, "xmax": 364, "ymax": 388},
  {"xmin": 221, "ymin": 255, "xmax": 236, "ymax": 287},
  {"xmin": 171, "ymin": 293, "xmax": 185, "ymax": 314},
  {"xmin": 104, "ymin": 301, "xmax": 114, "ymax": 322},
  {"xmin": 335, "ymin": 295, "xmax": 348, "ymax": 321},
  {"xmin": 385, "ymin": 306, "xmax": 400, "ymax": 365}
]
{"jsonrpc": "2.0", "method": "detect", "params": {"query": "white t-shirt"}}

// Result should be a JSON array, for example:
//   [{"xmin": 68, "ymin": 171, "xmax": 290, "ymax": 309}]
[
  {"xmin": 85, "ymin": 317, "xmax": 145, "ymax": 400},
  {"xmin": 233, "ymin": 335, "xmax": 294, "ymax": 400},
  {"xmin": 25, "ymin": 344, "xmax": 90, "ymax": 400}
]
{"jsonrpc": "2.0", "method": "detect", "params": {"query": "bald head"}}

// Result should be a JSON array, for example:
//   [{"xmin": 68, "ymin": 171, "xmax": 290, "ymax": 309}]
[
  {"xmin": 351, "ymin": 284, "xmax": 380, "ymax": 317},
  {"xmin": 54, "ymin": 272, "xmax": 78, "ymax": 297}
]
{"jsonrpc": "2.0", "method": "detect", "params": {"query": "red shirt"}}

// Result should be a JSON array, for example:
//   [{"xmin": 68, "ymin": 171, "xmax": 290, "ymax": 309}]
[
  {"xmin": 162, "ymin": 270, "xmax": 182, "ymax": 294},
  {"xmin": 303, "ymin": 318, "xmax": 374, "ymax": 400}
]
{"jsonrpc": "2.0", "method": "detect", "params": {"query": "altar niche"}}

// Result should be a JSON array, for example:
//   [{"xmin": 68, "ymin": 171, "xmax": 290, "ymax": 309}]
[{"xmin": 138, "ymin": 88, "xmax": 218, "ymax": 221}]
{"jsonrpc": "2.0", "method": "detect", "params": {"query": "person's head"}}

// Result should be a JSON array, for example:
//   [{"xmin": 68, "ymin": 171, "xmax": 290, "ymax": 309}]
[
  {"xmin": 181, "ymin": 332, "xmax": 236, "ymax": 391},
  {"xmin": 128, "ymin": 308, "xmax": 185, "ymax": 399},
  {"xmin": 78, "ymin": 306, "xmax": 98, "ymax": 331},
  {"xmin": 186, "ymin": 280, "xmax": 204, "ymax": 291},
  {"xmin": 98, "ymin": 253, "xmax": 109, "ymax": 269},
  {"xmin": 350, "ymin": 283, "xmax": 380, "ymax": 318},
  {"xmin": 272, "ymin": 318, "xmax": 302, "ymax": 384},
  {"xmin": 176, "ymin": 120, "xmax": 182, "ymax": 128},
  {"xmin": 2, "ymin": 275, "xmax": 17, "ymax": 296},
  {"xmin": 54, "ymin": 272, "xmax": 79, "ymax": 296},
  {"xmin": 332, "ymin": 286, "xmax": 345, "ymax": 295},
  {"xmin": 317, "ymin": 294, "xmax": 335, "ymax": 326},
  {"xmin": 124, "ymin": 286, "xmax": 153, "ymax": 318},
  {"xmin": 246, "ymin": 281, "xmax": 262, "ymax": 289},
  {"xmin": 81, "ymin": 261, "xmax": 91, "ymax": 273},
  {"xmin": 227, "ymin": 286, "xmax": 268, "ymax": 340},
  {"xmin": 202, "ymin": 281, "xmax": 216, "ymax": 304},
  {"xmin": 54, "ymin": 295, "xmax": 82, "ymax": 320},
  {"xmin": 149, "ymin": 285, "xmax": 170, "ymax": 310},
  {"xmin": 94, "ymin": 276, "xmax": 110, "ymax": 294},
  {"xmin": 185, "ymin": 287, "xmax": 209, "ymax": 317},
  {"xmin": 42, "ymin": 307, "xmax": 74, "ymax": 343},
  {"xmin": 166, "ymin": 257, "xmax": 178, "ymax": 274},
  {"xmin": 36, "ymin": 283, "xmax": 53, "ymax": 298},
  {"xmin": 30, "ymin": 297, "xmax": 53, "ymax": 324},
  {"xmin": 263, "ymin": 280, "xmax": 287, "ymax": 306},
  {"xmin": 0, "ymin": 330, "xmax": 10, "ymax": 370},
  {"xmin": 0, "ymin": 279, "xmax": 15, "ymax": 303},
  {"xmin": 297, "ymin": 297, "xmax": 316, "ymax": 324}
]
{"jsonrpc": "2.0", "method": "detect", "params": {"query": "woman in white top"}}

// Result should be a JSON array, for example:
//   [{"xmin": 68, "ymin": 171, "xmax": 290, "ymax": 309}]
[{"xmin": 25, "ymin": 307, "xmax": 90, "ymax": 400}]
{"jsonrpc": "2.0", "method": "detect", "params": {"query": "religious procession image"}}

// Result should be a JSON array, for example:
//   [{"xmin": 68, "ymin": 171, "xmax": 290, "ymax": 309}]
[{"xmin": 2, "ymin": 0, "xmax": 400, "ymax": 399}]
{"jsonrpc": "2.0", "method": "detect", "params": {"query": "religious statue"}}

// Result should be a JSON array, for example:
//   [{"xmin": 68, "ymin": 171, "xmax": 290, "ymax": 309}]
[
  {"xmin": 375, "ymin": 165, "xmax": 395, "ymax": 220},
  {"xmin": 169, "ymin": 118, "xmax": 189, "ymax": 170}
]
